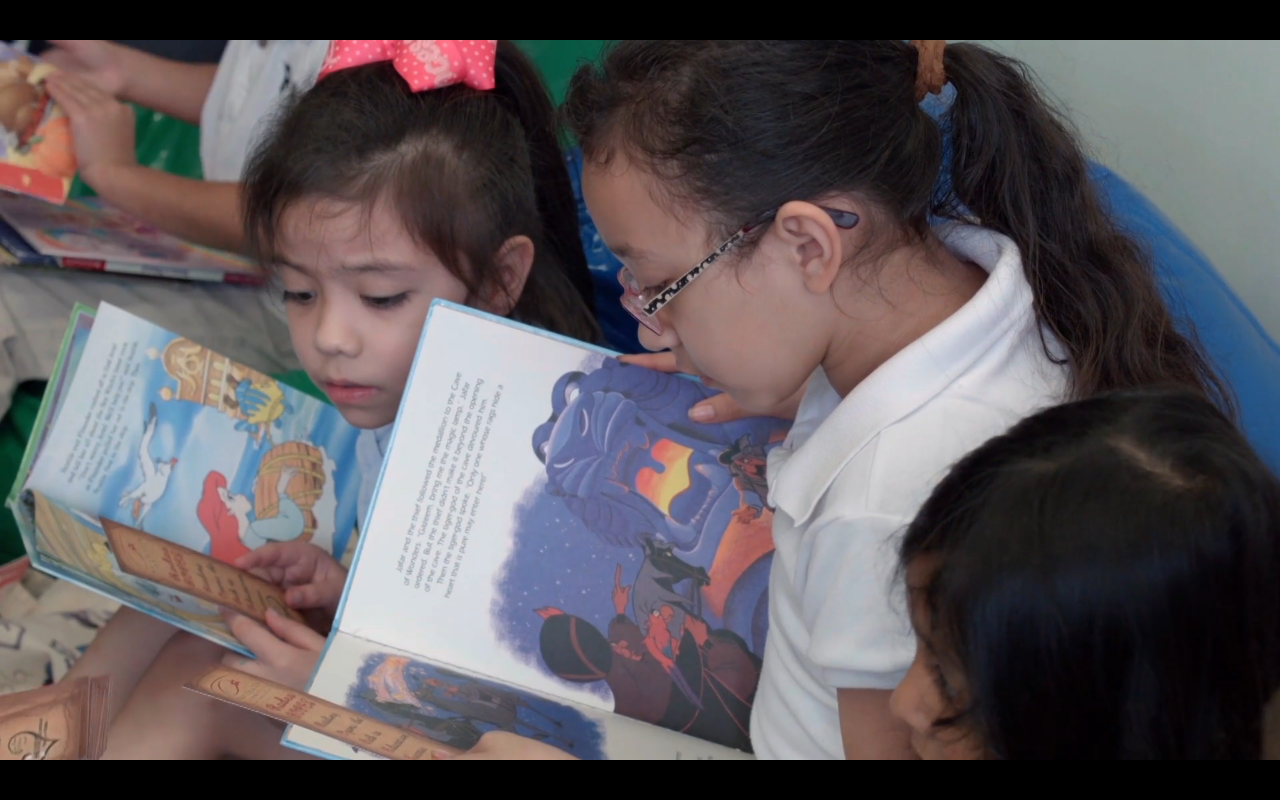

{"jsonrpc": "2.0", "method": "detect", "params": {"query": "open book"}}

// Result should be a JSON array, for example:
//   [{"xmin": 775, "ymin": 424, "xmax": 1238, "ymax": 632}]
[
  {"xmin": 0, "ymin": 44, "xmax": 73, "ymax": 204},
  {"xmin": 281, "ymin": 301, "xmax": 790, "ymax": 760},
  {"xmin": 0, "ymin": 193, "xmax": 263, "ymax": 284},
  {"xmin": 4, "ymin": 302, "xmax": 363, "ymax": 654}
]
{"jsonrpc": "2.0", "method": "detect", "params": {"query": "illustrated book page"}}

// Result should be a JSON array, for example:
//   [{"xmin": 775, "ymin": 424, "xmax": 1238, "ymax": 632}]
[
  {"xmin": 9, "ymin": 302, "xmax": 363, "ymax": 651},
  {"xmin": 291, "ymin": 301, "xmax": 788, "ymax": 756},
  {"xmin": 283, "ymin": 632, "xmax": 752, "ymax": 760}
]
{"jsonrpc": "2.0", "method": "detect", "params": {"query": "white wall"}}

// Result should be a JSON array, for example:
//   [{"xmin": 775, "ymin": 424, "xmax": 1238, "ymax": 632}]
[{"xmin": 975, "ymin": 40, "xmax": 1280, "ymax": 341}]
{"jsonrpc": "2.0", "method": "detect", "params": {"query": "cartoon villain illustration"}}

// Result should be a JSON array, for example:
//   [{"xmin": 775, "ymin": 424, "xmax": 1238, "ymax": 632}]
[
  {"xmin": 532, "ymin": 361, "xmax": 779, "ymax": 553},
  {"xmin": 535, "ymin": 564, "xmax": 760, "ymax": 753},
  {"xmin": 528, "ymin": 358, "xmax": 786, "ymax": 651},
  {"xmin": 498, "ymin": 357, "xmax": 785, "ymax": 751},
  {"xmin": 118, "ymin": 403, "xmax": 177, "ymax": 528},
  {"xmin": 346, "ymin": 654, "xmax": 604, "ymax": 758}
]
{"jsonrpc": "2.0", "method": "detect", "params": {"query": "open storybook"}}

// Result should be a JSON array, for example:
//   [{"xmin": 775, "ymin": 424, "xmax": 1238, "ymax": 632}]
[
  {"xmin": 278, "ymin": 301, "xmax": 791, "ymax": 760},
  {"xmin": 4, "ymin": 302, "xmax": 364, "ymax": 655}
]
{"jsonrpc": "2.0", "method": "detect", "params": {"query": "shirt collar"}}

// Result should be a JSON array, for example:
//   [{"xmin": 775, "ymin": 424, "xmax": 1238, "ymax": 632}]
[{"xmin": 769, "ymin": 224, "xmax": 1037, "ymax": 525}]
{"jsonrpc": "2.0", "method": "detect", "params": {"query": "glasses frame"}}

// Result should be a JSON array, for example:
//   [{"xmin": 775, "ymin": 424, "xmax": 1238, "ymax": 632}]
[{"xmin": 617, "ymin": 206, "xmax": 859, "ymax": 335}]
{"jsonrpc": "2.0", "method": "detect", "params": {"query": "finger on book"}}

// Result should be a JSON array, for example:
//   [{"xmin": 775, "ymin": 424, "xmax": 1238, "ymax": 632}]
[{"xmin": 264, "ymin": 607, "xmax": 325, "ymax": 651}]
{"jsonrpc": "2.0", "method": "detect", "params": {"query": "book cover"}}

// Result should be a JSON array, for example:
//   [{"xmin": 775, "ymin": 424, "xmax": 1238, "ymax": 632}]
[
  {"xmin": 0, "ymin": 194, "xmax": 263, "ymax": 284},
  {"xmin": 5, "ymin": 302, "xmax": 364, "ymax": 654},
  {"xmin": 0, "ymin": 45, "xmax": 73, "ymax": 204},
  {"xmin": 0, "ymin": 215, "xmax": 56, "ymax": 266},
  {"xmin": 0, "ymin": 676, "xmax": 111, "ymax": 760},
  {"xmin": 282, "ymin": 300, "xmax": 789, "ymax": 759}
]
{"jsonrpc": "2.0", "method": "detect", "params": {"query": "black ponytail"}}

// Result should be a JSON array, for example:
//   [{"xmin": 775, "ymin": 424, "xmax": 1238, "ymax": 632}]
[
  {"xmin": 245, "ymin": 40, "xmax": 601, "ymax": 345},
  {"xmin": 938, "ymin": 43, "xmax": 1233, "ymax": 413},
  {"xmin": 564, "ymin": 41, "xmax": 1232, "ymax": 410},
  {"xmin": 491, "ymin": 41, "xmax": 597, "ymax": 323}
]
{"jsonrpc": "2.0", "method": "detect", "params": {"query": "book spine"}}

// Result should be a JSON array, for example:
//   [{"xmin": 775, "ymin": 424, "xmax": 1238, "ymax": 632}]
[{"xmin": 58, "ymin": 257, "xmax": 228, "ymax": 283}]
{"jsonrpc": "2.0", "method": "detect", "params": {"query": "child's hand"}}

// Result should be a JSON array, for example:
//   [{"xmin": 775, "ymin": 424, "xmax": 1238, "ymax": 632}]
[
  {"xmin": 43, "ymin": 40, "xmax": 127, "ymax": 96},
  {"xmin": 221, "ymin": 607, "xmax": 324, "ymax": 691},
  {"xmin": 619, "ymin": 352, "xmax": 804, "ymax": 423},
  {"xmin": 237, "ymin": 542, "xmax": 348, "ymax": 634},
  {"xmin": 43, "ymin": 71, "xmax": 136, "ymax": 186},
  {"xmin": 449, "ymin": 732, "xmax": 579, "ymax": 761}
]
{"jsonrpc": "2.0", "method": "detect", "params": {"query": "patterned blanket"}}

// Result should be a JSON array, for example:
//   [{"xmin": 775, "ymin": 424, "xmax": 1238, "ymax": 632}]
[{"xmin": 0, "ymin": 558, "xmax": 118, "ymax": 695}]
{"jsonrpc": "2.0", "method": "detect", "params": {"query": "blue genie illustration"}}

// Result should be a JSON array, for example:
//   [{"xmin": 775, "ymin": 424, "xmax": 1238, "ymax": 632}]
[{"xmin": 531, "ymin": 358, "xmax": 785, "ymax": 558}]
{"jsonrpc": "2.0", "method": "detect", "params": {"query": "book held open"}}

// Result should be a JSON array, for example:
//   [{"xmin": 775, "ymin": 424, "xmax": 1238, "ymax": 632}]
[{"xmin": 275, "ymin": 301, "xmax": 790, "ymax": 760}]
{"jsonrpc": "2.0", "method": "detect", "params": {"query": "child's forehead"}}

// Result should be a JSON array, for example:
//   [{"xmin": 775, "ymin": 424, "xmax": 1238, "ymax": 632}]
[{"xmin": 275, "ymin": 198, "xmax": 441, "ymax": 274}]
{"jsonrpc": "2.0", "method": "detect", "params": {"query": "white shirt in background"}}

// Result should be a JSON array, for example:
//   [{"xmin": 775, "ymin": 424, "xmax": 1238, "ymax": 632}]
[
  {"xmin": 749, "ymin": 224, "xmax": 1071, "ymax": 759},
  {"xmin": 199, "ymin": 40, "xmax": 330, "ymax": 182}
]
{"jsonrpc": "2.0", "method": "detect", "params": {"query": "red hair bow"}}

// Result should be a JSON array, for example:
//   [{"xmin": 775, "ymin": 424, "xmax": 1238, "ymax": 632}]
[{"xmin": 318, "ymin": 40, "xmax": 498, "ymax": 91}]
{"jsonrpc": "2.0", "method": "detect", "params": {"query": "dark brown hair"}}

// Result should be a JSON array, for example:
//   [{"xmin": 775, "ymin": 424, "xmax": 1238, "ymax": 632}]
[
  {"xmin": 900, "ymin": 387, "xmax": 1280, "ymax": 758},
  {"xmin": 245, "ymin": 40, "xmax": 601, "ymax": 344},
  {"xmin": 563, "ymin": 41, "xmax": 1232, "ymax": 410}
]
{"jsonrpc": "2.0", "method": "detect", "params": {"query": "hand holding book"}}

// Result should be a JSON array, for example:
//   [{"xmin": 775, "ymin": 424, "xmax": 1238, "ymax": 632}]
[
  {"xmin": 235, "ymin": 540, "xmax": 350, "ymax": 629},
  {"xmin": 220, "ymin": 606, "xmax": 327, "ymax": 691},
  {"xmin": 43, "ymin": 70, "xmax": 136, "ymax": 189}
]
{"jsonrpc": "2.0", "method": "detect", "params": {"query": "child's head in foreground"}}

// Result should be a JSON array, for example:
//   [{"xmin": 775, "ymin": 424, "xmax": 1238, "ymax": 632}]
[
  {"xmin": 891, "ymin": 387, "xmax": 1280, "ymax": 759},
  {"xmin": 244, "ymin": 40, "xmax": 600, "ymax": 429}
]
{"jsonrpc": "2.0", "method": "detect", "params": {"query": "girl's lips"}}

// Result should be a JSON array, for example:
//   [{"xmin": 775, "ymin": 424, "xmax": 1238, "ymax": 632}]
[{"xmin": 323, "ymin": 382, "xmax": 380, "ymax": 405}]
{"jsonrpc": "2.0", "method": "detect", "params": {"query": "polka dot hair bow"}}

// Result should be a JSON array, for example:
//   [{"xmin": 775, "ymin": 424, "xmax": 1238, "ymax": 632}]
[{"xmin": 318, "ymin": 40, "xmax": 498, "ymax": 91}]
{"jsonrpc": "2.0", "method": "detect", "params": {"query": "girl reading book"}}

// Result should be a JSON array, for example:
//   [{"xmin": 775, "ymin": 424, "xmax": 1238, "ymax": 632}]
[
  {"xmin": 62, "ymin": 39, "xmax": 601, "ymax": 760},
  {"xmin": 553, "ymin": 39, "xmax": 1232, "ymax": 759}
]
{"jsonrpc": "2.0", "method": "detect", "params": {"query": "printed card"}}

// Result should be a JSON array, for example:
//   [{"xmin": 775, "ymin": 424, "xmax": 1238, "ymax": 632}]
[
  {"xmin": 101, "ymin": 518, "xmax": 304, "ymax": 625},
  {"xmin": 186, "ymin": 665, "xmax": 458, "ymax": 760}
]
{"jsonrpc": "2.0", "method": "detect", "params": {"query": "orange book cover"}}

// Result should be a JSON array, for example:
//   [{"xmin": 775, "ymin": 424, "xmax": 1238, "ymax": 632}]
[{"xmin": 0, "ymin": 44, "xmax": 74, "ymax": 204}]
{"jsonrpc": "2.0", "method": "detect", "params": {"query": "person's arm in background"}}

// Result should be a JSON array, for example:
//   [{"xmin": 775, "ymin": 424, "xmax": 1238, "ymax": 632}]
[
  {"xmin": 43, "ymin": 50, "xmax": 245, "ymax": 253},
  {"xmin": 43, "ymin": 39, "xmax": 216, "ymax": 124}
]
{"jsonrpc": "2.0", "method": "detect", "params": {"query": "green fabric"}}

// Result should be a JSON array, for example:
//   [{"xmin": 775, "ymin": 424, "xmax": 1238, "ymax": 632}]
[
  {"xmin": 513, "ymin": 40, "xmax": 610, "ymax": 105},
  {"xmin": 71, "ymin": 104, "xmax": 204, "ymax": 198},
  {"xmin": 275, "ymin": 370, "xmax": 328, "ymax": 403},
  {"xmin": 0, "ymin": 382, "xmax": 45, "ymax": 564}
]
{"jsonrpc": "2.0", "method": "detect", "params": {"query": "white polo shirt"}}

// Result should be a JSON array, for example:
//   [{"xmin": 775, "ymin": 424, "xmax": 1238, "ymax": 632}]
[
  {"xmin": 749, "ymin": 224, "xmax": 1070, "ymax": 760},
  {"xmin": 199, "ymin": 40, "xmax": 330, "ymax": 182}
]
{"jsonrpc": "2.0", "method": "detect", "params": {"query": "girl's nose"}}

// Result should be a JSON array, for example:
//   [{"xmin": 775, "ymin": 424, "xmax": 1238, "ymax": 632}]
[
  {"xmin": 889, "ymin": 658, "xmax": 939, "ymax": 737},
  {"xmin": 313, "ymin": 298, "xmax": 361, "ymax": 357},
  {"xmin": 638, "ymin": 318, "xmax": 680, "ymax": 353}
]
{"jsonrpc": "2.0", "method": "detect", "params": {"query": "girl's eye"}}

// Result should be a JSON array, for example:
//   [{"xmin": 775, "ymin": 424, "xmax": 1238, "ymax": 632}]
[
  {"xmin": 930, "ymin": 661, "xmax": 960, "ymax": 702},
  {"xmin": 281, "ymin": 290, "xmax": 314, "ymax": 305},
  {"xmin": 362, "ymin": 292, "xmax": 409, "ymax": 310},
  {"xmin": 642, "ymin": 282, "xmax": 669, "ymax": 301}
]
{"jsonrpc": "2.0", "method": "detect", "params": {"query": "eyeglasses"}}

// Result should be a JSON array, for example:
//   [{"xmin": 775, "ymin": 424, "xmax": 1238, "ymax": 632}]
[{"xmin": 617, "ymin": 206, "xmax": 859, "ymax": 336}]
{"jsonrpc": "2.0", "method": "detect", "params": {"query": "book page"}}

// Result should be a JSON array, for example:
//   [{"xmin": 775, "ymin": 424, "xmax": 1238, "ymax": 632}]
[
  {"xmin": 20, "ymin": 490, "xmax": 243, "ymax": 652},
  {"xmin": 283, "ymin": 634, "xmax": 751, "ymax": 760},
  {"xmin": 24, "ymin": 302, "xmax": 362, "ymax": 566},
  {"xmin": 338, "ymin": 302, "xmax": 788, "ymax": 753}
]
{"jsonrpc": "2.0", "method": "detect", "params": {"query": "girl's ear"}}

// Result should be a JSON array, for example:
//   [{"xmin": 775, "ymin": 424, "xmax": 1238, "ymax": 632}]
[
  {"xmin": 771, "ymin": 201, "xmax": 863, "ymax": 295},
  {"xmin": 480, "ymin": 235, "xmax": 536, "ymax": 317}
]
